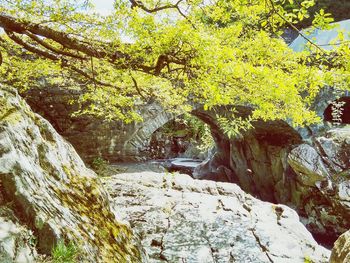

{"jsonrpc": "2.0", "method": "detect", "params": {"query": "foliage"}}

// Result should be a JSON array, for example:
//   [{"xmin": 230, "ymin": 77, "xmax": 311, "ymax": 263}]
[
  {"xmin": 89, "ymin": 156, "xmax": 113, "ymax": 176},
  {"xmin": 91, "ymin": 156, "xmax": 109, "ymax": 170},
  {"xmin": 0, "ymin": 0, "xmax": 349, "ymax": 129},
  {"xmin": 196, "ymin": 124, "xmax": 215, "ymax": 153},
  {"xmin": 330, "ymin": 100, "xmax": 346, "ymax": 124},
  {"xmin": 152, "ymin": 113, "xmax": 214, "ymax": 154},
  {"xmin": 179, "ymin": 113, "xmax": 215, "ymax": 153},
  {"xmin": 217, "ymin": 114, "xmax": 254, "ymax": 139},
  {"xmin": 51, "ymin": 240, "xmax": 79, "ymax": 263}
]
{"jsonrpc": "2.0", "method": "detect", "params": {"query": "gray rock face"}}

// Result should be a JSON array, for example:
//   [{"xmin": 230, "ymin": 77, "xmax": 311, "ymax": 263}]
[
  {"xmin": 287, "ymin": 128, "xmax": 350, "ymax": 243},
  {"xmin": 103, "ymin": 172, "xmax": 330, "ymax": 263},
  {"xmin": 288, "ymin": 144, "xmax": 330, "ymax": 186},
  {"xmin": 330, "ymin": 229, "xmax": 350, "ymax": 263},
  {"xmin": 193, "ymin": 111, "xmax": 302, "ymax": 204},
  {"xmin": 0, "ymin": 86, "xmax": 144, "ymax": 262},
  {"xmin": 315, "ymin": 128, "xmax": 350, "ymax": 172},
  {"xmin": 0, "ymin": 206, "xmax": 37, "ymax": 263},
  {"xmin": 194, "ymin": 110, "xmax": 350, "ymax": 245}
]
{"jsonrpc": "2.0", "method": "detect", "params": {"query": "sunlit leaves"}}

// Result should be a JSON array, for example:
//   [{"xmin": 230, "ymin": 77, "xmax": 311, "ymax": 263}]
[{"xmin": 0, "ymin": 0, "xmax": 349, "ymax": 129}]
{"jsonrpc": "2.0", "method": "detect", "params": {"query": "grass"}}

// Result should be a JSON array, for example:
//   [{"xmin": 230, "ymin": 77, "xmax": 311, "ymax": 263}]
[{"xmin": 51, "ymin": 240, "xmax": 79, "ymax": 263}]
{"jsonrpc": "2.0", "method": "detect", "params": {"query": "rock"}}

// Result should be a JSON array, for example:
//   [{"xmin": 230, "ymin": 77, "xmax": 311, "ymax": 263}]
[
  {"xmin": 194, "ymin": 107, "xmax": 350, "ymax": 246},
  {"xmin": 286, "ymin": 128, "xmax": 350, "ymax": 245},
  {"xmin": 0, "ymin": 86, "xmax": 145, "ymax": 262},
  {"xmin": 288, "ymin": 144, "xmax": 329, "ymax": 187},
  {"xmin": 110, "ymin": 161, "xmax": 167, "ymax": 174},
  {"xmin": 193, "ymin": 112, "xmax": 302, "ymax": 203},
  {"xmin": 315, "ymin": 127, "xmax": 350, "ymax": 172},
  {"xmin": 24, "ymin": 87, "xmax": 174, "ymax": 162},
  {"xmin": 103, "ymin": 172, "xmax": 330, "ymax": 263},
  {"xmin": 162, "ymin": 158, "xmax": 203, "ymax": 175},
  {"xmin": 330, "ymin": 230, "xmax": 350, "ymax": 263},
  {"xmin": 0, "ymin": 206, "xmax": 37, "ymax": 263}
]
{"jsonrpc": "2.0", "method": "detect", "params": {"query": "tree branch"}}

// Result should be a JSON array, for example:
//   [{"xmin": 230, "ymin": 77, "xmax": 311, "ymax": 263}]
[
  {"xmin": 129, "ymin": 0, "xmax": 196, "ymax": 29},
  {"xmin": 5, "ymin": 30, "xmax": 118, "ymax": 88},
  {"xmin": 0, "ymin": 13, "xmax": 108, "ymax": 58},
  {"xmin": 5, "ymin": 30, "xmax": 59, "ymax": 61},
  {"xmin": 24, "ymin": 30, "xmax": 87, "ymax": 60},
  {"xmin": 129, "ymin": 0, "xmax": 183, "ymax": 13},
  {"xmin": 267, "ymin": 0, "xmax": 325, "ymax": 53}
]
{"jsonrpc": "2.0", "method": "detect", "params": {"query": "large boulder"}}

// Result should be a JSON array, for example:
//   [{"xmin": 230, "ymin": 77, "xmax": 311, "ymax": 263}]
[
  {"xmin": 287, "ymin": 127, "xmax": 350, "ymax": 245},
  {"xmin": 0, "ymin": 86, "xmax": 145, "ymax": 262},
  {"xmin": 103, "ymin": 172, "xmax": 330, "ymax": 263}
]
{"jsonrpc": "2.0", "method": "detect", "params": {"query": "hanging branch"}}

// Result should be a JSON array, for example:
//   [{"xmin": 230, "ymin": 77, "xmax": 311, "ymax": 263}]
[
  {"xmin": 130, "ymin": 75, "xmax": 147, "ymax": 100},
  {"xmin": 267, "ymin": 0, "xmax": 326, "ymax": 54},
  {"xmin": 129, "ymin": 0, "xmax": 196, "ymax": 29}
]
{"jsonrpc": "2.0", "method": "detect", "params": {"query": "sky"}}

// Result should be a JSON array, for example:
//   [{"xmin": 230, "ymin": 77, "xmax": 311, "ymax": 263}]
[
  {"xmin": 89, "ymin": 0, "xmax": 115, "ymax": 15},
  {"xmin": 290, "ymin": 19, "xmax": 350, "ymax": 51}
]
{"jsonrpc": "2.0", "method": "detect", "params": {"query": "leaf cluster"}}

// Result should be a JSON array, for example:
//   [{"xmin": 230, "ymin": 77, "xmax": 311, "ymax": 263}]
[{"xmin": 0, "ymin": 0, "xmax": 349, "ymax": 128}]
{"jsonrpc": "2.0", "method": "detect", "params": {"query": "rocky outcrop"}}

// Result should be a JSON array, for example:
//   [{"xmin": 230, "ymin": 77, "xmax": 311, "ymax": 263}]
[
  {"xmin": 193, "ymin": 109, "xmax": 302, "ymax": 203},
  {"xmin": 287, "ymin": 128, "xmax": 350, "ymax": 245},
  {"xmin": 22, "ymin": 85, "xmax": 350, "ymax": 252},
  {"xmin": 103, "ymin": 172, "xmax": 330, "ymax": 263},
  {"xmin": 0, "ymin": 86, "xmax": 145, "ymax": 262},
  {"xmin": 330, "ymin": 229, "xmax": 350, "ymax": 263},
  {"xmin": 193, "ymin": 107, "xmax": 350, "ymax": 246}
]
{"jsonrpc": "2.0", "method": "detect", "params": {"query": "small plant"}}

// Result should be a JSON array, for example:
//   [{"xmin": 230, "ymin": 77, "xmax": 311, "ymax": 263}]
[
  {"xmin": 89, "ymin": 156, "xmax": 111, "ymax": 176},
  {"xmin": 196, "ymin": 124, "xmax": 215, "ymax": 153},
  {"xmin": 52, "ymin": 240, "xmax": 79, "ymax": 263},
  {"xmin": 91, "ymin": 156, "xmax": 109, "ymax": 171}
]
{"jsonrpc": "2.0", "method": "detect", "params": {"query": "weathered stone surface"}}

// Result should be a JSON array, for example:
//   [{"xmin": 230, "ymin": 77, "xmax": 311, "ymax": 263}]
[
  {"xmin": 194, "ymin": 111, "xmax": 350, "ymax": 246},
  {"xmin": 24, "ymin": 87, "xmax": 174, "ymax": 162},
  {"xmin": 193, "ymin": 109, "xmax": 301, "ymax": 204},
  {"xmin": 0, "ymin": 86, "xmax": 145, "ymax": 262},
  {"xmin": 103, "ymin": 172, "xmax": 330, "ymax": 263},
  {"xmin": 330, "ymin": 229, "xmax": 350, "ymax": 263},
  {"xmin": 315, "ymin": 128, "xmax": 350, "ymax": 172},
  {"xmin": 22, "ymin": 85, "xmax": 350, "ymax": 251},
  {"xmin": 0, "ymin": 206, "xmax": 37, "ymax": 263},
  {"xmin": 286, "ymin": 128, "xmax": 350, "ymax": 245},
  {"xmin": 288, "ymin": 144, "xmax": 330, "ymax": 186}
]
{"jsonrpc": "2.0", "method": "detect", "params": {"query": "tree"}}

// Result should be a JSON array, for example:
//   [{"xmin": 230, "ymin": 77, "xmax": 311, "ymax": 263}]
[{"xmin": 0, "ymin": 0, "xmax": 349, "ymax": 126}]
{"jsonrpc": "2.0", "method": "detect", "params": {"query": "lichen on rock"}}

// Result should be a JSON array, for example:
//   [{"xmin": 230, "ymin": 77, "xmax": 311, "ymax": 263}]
[{"xmin": 0, "ymin": 85, "xmax": 145, "ymax": 262}]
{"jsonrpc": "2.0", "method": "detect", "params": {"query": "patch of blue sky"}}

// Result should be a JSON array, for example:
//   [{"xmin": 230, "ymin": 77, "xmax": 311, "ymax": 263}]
[
  {"xmin": 290, "ymin": 20, "xmax": 350, "ymax": 52},
  {"xmin": 89, "ymin": 0, "xmax": 115, "ymax": 15}
]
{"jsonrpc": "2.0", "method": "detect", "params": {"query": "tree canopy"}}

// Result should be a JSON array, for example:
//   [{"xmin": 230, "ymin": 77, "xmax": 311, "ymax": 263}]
[{"xmin": 0, "ymin": 0, "xmax": 349, "ymax": 126}]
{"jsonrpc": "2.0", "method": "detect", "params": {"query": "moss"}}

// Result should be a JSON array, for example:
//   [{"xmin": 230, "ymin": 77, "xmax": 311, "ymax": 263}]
[
  {"xmin": 34, "ymin": 215, "xmax": 45, "ymax": 230},
  {"xmin": 304, "ymin": 256, "xmax": 315, "ymax": 263},
  {"xmin": 0, "ymin": 103, "xmax": 22, "ymax": 124},
  {"xmin": 52, "ymin": 169, "xmax": 142, "ymax": 262},
  {"xmin": 62, "ymin": 165, "xmax": 72, "ymax": 177},
  {"xmin": 0, "ymin": 92, "xmax": 28, "ymax": 124}
]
